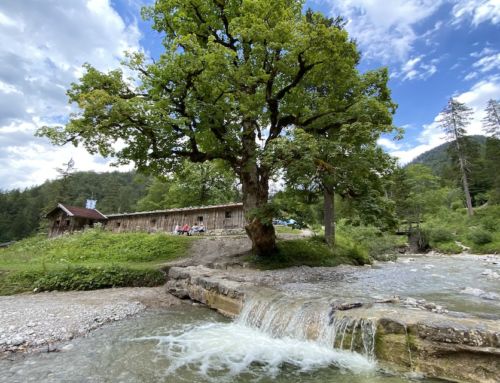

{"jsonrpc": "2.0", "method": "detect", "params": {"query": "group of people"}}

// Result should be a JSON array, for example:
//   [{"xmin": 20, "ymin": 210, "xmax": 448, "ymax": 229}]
[{"xmin": 174, "ymin": 223, "xmax": 206, "ymax": 236}]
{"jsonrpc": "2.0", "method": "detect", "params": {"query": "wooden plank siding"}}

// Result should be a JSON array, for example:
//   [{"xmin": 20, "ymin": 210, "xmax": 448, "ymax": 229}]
[{"xmin": 105, "ymin": 203, "xmax": 245, "ymax": 233}]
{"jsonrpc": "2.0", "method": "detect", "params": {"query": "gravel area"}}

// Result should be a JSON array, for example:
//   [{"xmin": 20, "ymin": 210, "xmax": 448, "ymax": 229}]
[{"xmin": 0, "ymin": 287, "xmax": 180, "ymax": 356}]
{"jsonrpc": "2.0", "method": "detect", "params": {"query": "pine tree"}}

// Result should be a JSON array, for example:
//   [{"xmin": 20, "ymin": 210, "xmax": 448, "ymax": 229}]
[
  {"xmin": 438, "ymin": 98, "xmax": 474, "ymax": 216},
  {"xmin": 482, "ymin": 99, "xmax": 500, "ymax": 138}
]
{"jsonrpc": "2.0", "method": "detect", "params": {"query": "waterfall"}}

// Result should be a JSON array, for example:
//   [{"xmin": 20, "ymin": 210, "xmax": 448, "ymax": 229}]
[
  {"xmin": 136, "ymin": 291, "xmax": 377, "ymax": 378},
  {"xmin": 237, "ymin": 292, "xmax": 377, "ymax": 360}
]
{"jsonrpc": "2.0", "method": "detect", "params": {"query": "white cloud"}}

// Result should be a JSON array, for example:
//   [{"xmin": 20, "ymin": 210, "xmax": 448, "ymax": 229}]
[
  {"xmin": 452, "ymin": 0, "xmax": 500, "ymax": 26},
  {"xmin": 0, "ymin": 0, "xmax": 142, "ymax": 189},
  {"xmin": 472, "ymin": 52, "xmax": 500, "ymax": 73},
  {"xmin": 464, "ymin": 72, "xmax": 479, "ymax": 81},
  {"xmin": 320, "ymin": 0, "xmax": 444, "ymax": 62},
  {"xmin": 377, "ymin": 137, "xmax": 401, "ymax": 150},
  {"xmin": 389, "ymin": 75, "xmax": 500, "ymax": 164},
  {"xmin": 393, "ymin": 55, "xmax": 438, "ymax": 81},
  {"xmin": 470, "ymin": 47, "xmax": 496, "ymax": 58}
]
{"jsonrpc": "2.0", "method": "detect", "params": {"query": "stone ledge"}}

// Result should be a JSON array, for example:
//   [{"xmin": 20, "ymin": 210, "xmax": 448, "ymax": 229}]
[{"xmin": 165, "ymin": 265, "xmax": 500, "ymax": 382}]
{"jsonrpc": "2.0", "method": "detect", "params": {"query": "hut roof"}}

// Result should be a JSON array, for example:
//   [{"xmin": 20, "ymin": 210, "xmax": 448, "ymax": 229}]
[
  {"xmin": 46, "ymin": 203, "xmax": 108, "ymax": 220},
  {"xmin": 106, "ymin": 202, "xmax": 243, "ymax": 218}
]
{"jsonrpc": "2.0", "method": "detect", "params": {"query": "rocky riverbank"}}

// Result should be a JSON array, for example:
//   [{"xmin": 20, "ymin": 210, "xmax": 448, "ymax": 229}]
[{"xmin": 0, "ymin": 287, "xmax": 180, "ymax": 356}]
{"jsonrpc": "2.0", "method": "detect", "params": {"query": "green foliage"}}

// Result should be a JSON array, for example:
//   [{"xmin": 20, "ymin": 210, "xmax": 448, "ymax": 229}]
[
  {"xmin": 331, "ymin": 235, "xmax": 370, "ymax": 265},
  {"xmin": 249, "ymin": 235, "xmax": 370, "ymax": 270},
  {"xmin": 137, "ymin": 160, "xmax": 240, "ymax": 210},
  {"xmin": 409, "ymin": 135, "xmax": 499, "ymax": 208},
  {"xmin": 428, "ymin": 227, "xmax": 455, "ymax": 243},
  {"xmin": 336, "ymin": 221, "xmax": 406, "ymax": 259},
  {"xmin": 2, "ymin": 229, "xmax": 190, "ymax": 264},
  {"xmin": 0, "ymin": 230, "xmax": 191, "ymax": 295},
  {"xmin": 482, "ymin": 99, "xmax": 500, "ymax": 137},
  {"xmin": 467, "ymin": 227, "xmax": 493, "ymax": 245},
  {"xmin": 1, "ymin": 266, "xmax": 164, "ymax": 295},
  {"xmin": 433, "ymin": 241, "xmax": 462, "ymax": 254}
]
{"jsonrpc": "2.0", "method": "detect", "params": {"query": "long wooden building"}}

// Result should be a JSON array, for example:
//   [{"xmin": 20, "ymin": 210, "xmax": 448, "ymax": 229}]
[{"xmin": 46, "ymin": 202, "xmax": 245, "ymax": 237}]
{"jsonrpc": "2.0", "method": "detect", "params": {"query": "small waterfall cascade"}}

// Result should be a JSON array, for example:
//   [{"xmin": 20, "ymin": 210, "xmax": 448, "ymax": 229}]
[{"xmin": 237, "ymin": 292, "xmax": 377, "ymax": 360}]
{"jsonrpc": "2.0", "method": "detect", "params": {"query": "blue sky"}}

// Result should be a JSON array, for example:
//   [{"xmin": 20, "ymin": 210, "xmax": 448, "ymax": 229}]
[{"xmin": 0, "ymin": 0, "xmax": 499, "ymax": 189}]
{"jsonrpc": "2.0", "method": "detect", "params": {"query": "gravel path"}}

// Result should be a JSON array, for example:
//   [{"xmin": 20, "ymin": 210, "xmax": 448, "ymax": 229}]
[{"xmin": 0, "ymin": 287, "xmax": 180, "ymax": 356}]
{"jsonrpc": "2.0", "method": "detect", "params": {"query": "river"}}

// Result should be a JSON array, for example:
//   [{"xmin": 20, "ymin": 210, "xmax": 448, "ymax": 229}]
[{"xmin": 1, "ymin": 254, "xmax": 498, "ymax": 382}]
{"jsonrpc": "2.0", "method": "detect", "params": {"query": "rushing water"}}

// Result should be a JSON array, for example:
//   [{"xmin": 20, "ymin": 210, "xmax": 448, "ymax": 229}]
[
  {"xmin": 278, "ymin": 255, "xmax": 500, "ymax": 318},
  {"xmin": 0, "ymin": 305, "xmax": 440, "ymax": 383}
]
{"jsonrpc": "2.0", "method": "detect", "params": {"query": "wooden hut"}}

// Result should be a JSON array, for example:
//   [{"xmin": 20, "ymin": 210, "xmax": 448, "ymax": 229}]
[
  {"xmin": 46, "ymin": 203, "xmax": 108, "ymax": 237},
  {"xmin": 105, "ymin": 203, "xmax": 244, "ymax": 233},
  {"xmin": 46, "ymin": 202, "xmax": 245, "ymax": 237}
]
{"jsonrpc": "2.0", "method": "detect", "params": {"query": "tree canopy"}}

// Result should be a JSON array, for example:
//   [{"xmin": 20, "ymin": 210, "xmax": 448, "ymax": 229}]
[{"xmin": 38, "ymin": 0, "xmax": 396, "ymax": 255}]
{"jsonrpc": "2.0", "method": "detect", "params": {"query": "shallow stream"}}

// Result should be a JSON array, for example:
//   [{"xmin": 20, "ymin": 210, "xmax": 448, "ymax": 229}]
[
  {"xmin": 278, "ymin": 254, "xmax": 500, "ymax": 318},
  {"xmin": 1, "ymin": 254, "xmax": 498, "ymax": 382},
  {"xmin": 0, "ymin": 306, "xmax": 440, "ymax": 383}
]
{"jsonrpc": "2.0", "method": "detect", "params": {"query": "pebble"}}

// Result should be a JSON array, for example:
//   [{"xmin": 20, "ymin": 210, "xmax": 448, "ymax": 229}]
[{"xmin": 0, "ymin": 288, "xmax": 165, "ymax": 355}]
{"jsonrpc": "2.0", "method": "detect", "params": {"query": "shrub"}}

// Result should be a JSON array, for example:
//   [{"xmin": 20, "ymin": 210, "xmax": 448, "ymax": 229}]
[
  {"xmin": 428, "ymin": 227, "xmax": 455, "ymax": 243},
  {"xmin": 249, "ymin": 235, "xmax": 370, "ymax": 270},
  {"xmin": 336, "ymin": 222, "xmax": 405, "ymax": 258},
  {"xmin": 467, "ymin": 228, "xmax": 493, "ymax": 245},
  {"xmin": 434, "ymin": 241, "xmax": 462, "ymax": 254},
  {"xmin": 332, "ymin": 235, "xmax": 370, "ymax": 265},
  {"xmin": 1, "ymin": 266, "xmax": 165, "ymax": 295}
]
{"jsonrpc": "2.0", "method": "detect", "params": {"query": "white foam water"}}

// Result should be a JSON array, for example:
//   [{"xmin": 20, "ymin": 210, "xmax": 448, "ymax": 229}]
[
  {"xmin": 142, "ymin": 322, "xmax": 375, "ymax": 380},
  {"xmin": 140, "ymin": 294, "xmax": 377, "ymax": 380}
]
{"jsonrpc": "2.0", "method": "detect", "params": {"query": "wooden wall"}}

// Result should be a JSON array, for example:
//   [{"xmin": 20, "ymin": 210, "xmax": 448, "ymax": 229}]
[
  {"xmin": 48, "ymin": 212, "xmax": 97, "ymax": 237},
  {"xmin": 105, "ymin": 205, "xmax": 245, "ymax": 233}
]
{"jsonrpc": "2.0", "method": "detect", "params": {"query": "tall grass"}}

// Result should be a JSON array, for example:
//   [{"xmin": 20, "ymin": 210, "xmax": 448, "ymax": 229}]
[{"xmin": 0, "ymin": 229, "xmax": 193, "ymax": 295}]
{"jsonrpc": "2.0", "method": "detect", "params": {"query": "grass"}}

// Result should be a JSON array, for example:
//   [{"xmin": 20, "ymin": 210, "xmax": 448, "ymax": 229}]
[
  {"xmin": 274, "ymin": 225, "xmax": 303, "ymax": 235},
  {"xmin": 249, "ymin": 235, "xmax": 371, "ymax": 270},
  {"xmin": 0, "ymin": 229, "xmax": 193, "ymax": 295}
]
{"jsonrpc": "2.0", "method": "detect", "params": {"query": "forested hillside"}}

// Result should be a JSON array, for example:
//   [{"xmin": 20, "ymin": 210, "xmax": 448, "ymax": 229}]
[
  {"xmin": 410, "ymin": 135, "xmax": 487, "ymax": 174},
  {"xmin": 0, "ymin": 171, "xmax": 149, "ymax": 242},
  {"xmin": 409, "ymin": 135, "xmax": 499, "ymax": 206}
]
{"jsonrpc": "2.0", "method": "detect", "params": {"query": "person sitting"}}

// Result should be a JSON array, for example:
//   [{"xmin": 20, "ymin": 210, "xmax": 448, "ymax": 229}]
[
  {"xmin": 198, "ymin": 223, "xmax": 206, "ymax": 233},
  {"xmin": 182, "ymin": 223, "xmax": 190, "ymax": 235},
  {"xmin": 191, "ymin": 223, "xmax": 199, "ymax": 235},
  {"xmin": 174, "ymin": 224, "xmax": 181, "ymax": 235}
]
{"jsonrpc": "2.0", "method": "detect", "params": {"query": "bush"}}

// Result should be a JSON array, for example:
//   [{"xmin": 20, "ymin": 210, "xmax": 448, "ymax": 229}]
[
  {"xmin": 434, "ymin": 241, "xmax": 462, "ymax": 254},
  {"xmin": 0, "ymin": 266, "xmax": 165, "ymax": 295},
  {"xmin": 467, "ymin": 228, "xmax": 493, "ymax": 245},
  {"xmin": 336, "ymin": 222, "xmax": 406, "ymax": 258},
  {"xmin": 249, "ymin": 235, "xmax": 370, "ymax": 270},
  {"xmin": 428, "ymin": 227, "xmax": 455, "ymax": 243},
  {"xmin": 332, "ymin": 235, "xmax": 370, "ymax": 265}
]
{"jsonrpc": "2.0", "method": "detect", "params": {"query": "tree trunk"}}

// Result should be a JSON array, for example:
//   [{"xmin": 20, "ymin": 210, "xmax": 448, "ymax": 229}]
[
  {"xmin": 240, "ymin": 120, "xmax": 276, "ymax": 256},
  {"xmin": 324, "ymin": 188, "xmax": 335, "ymax": 246},
  {"xmin": 458, "ymin": 154, "xmax": 474, "ymax": 216},
  {"xmin": 455, "ymin": 138, "xmax": 474, "ymax": 216}
]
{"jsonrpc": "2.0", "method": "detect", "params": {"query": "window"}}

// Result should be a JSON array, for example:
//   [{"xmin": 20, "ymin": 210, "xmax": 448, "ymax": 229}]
[
  {"xmin": 65, "ymin": 219, "xmax": 70, "ymax": 226},
  {"xmin": 197, "ymin": 216, "xmax": 203, "ymax": 222},
  {"xmin": 115, "ymin": 222, "xmax": 121, "ymax": 228},
  {"xmin": 225, "ymin": 211, "xmax": 232, "ymax": 218},
  {"xmin": 151, "ymin": 218, "xmax": 157, "ymax": 225},
  {"xmin": 55, "ymin": 220, "xmax": 60, "ymax": 225}
]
